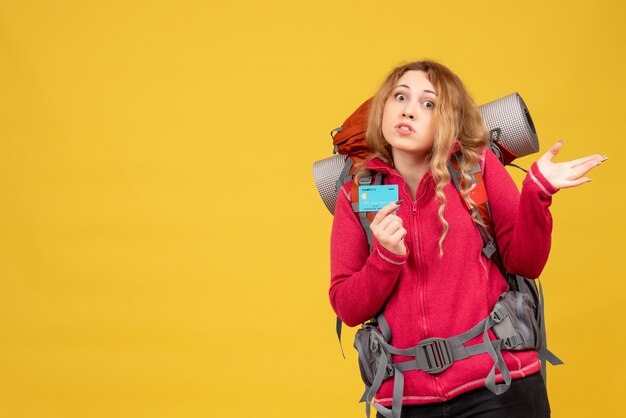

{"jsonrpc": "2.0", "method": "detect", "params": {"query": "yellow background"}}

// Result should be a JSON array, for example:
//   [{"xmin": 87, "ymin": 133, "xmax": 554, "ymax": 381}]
[{"xmin": 1, "ymin": 1, "xmax": 624, "ymax": 417}]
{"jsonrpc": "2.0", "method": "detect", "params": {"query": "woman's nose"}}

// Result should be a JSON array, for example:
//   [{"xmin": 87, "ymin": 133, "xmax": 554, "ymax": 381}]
[
  {"xmin": 402, "ymin": 109, "xmax": 415, "ymax": 120},
  {"xmin": 402, "ymin": 102, "xmax": 416, "ymax": 119}
]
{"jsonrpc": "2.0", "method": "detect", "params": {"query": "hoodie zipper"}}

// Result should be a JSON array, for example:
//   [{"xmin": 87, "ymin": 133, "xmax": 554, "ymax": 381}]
[
  {"xmin": 411, "ymin": 177, "xmax": 445, "ymax": 399},
  {"xmin": 412, "ymin": 201, "xmax": 429, "ymax": 337}
]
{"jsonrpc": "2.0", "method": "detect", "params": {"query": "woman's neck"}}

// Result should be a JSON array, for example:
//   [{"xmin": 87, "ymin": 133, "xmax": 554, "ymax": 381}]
[{"xmin": 391, "ymin": 150, "xmax": 430, "ymax": 200}]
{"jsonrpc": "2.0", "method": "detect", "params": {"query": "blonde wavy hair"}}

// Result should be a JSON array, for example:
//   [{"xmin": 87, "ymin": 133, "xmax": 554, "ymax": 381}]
[{"xmin": 359, "ymin": 60, "xmax": 489, "ymax": 254}]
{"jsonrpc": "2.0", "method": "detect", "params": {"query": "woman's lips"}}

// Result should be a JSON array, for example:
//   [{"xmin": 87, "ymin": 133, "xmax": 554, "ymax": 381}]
[{"xmin": 395, "ymin": 124, "xmax": 414, "ymax": 135}]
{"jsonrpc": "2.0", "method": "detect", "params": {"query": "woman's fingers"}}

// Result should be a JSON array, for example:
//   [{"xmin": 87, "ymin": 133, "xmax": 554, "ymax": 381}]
[
  {"xmin": 384, "ymin": 219, "xmax": 403, "ymax": 235},
  {"xmin": 371, "ymin": 201, "xmax": 401, "ymax": 227},
  {"xmin": 539, "ymin": 140, "xmax": 563, "ymax": 163},
  {"xmin": 376, "ymin": 213, "xmax": 402, "ymax": 230},
  {"xmin": 556, "ymin": 177, "xmax": 592, "ymax": 189},
  {"xmin": 536, "ymin": 138, "xmax": 608, "ymax": 190},
  {"xmin": 369, "ymin": 201, "xmax": 407, "ymax": 255},
  {"xmin": 373, "ymin": 217, "xmax": 403, "ymax": 244},
  {"xmin": 389, "ymin": 226, "xmax": 407, "ymax": 241},
  {"xmin": 568, "ymin": 154, "xmax": 603, "ymax": 168},
  {"xmin": 569, "ymin": 177, "xmax": 592, "ymax": 187},
  {"xmin": 567, "ymin": 158, "xmax": 603, "ymax": 180}
]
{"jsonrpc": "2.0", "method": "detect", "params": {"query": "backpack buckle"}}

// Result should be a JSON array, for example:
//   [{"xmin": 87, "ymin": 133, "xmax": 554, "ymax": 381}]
[
  {"xmin": 416, "ymin": 338, "xmax": 453, "ymax": 374},
  {"xmin": 501, "ymin": 334, "xmax": 523, "ymax": 350},
  {"xmin": 359, "ymin": 175, "xmax": 372, "ymax": 185},
  {"xmin": 482, "ymin": 242, "xmax": 496, "ymax": 259},
  {"xmin": 490, "ymin": 306, "xmax": 508, "ymax": 323}
]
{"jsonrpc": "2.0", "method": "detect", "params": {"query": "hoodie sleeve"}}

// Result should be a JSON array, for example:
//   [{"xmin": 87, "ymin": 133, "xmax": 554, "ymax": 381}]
[
  {"xmin": 482, "ymin": 148, "xmax": 558, "ymax": 279},
  {"xmin": 329, "ymin": 183, "xmax": 408, "ymax": 327}
]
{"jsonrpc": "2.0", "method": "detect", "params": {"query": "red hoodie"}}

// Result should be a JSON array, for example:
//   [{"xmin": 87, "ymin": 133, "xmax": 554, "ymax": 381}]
[{"xmin": 329, "ymin": 147, "xmax": 558, "ymax": 406}]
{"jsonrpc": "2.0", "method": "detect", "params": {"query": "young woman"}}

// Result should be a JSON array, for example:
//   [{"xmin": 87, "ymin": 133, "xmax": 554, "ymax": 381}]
[{"xmin": 329, "ymin": 61, "xmax": 606, "ymax": 418}]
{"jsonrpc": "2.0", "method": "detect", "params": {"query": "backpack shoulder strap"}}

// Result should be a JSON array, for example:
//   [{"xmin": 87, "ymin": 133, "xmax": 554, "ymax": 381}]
[
  {"xmin": 447, "ymin": 151, "xmax": 497, "ymax": 259},
  {"xmin": 335, "ymin": 169, "xmax": 384, "ymax": 355},
  {"xmin": 350, "ymin": 169, "xmax": 383, "ymax": 251}
]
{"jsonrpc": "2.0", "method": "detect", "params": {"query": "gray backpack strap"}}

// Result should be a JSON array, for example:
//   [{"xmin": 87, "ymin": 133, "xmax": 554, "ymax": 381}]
[
  {"xmin": 447, "ymin": 156, "xmax": 497, "ymax": 259},
  {"xmin": 377, "ymin": 312, "xmax": 392, "ymax": 342},
  {"xmin": 388, "ymin": 303, "xmax": 516, "ymax": 394},
  {"xmin": 359, "ymin": 348, "xmax": 394, "ymax": 418},
  {"xmin": 357, "ymin": 313, "xmax": 398, "ymax": 418},
  {"xmin": 481, "ymin": 312, "xmax": 513, "ymax": 394},
  {"xmin": 535, "ymin": 278, "xmax": 564, "ymax": 380},
  {"xmin": 354, "ymin": 170, "xmax": 384, "ymax": 250},
  {"xmin": 336, "ymin": 170, "xmax": 386, "ymax": 357},
  {"xmin": 369, "ymin": 369, "xmax": 404, "ymax": 418},
  {"xmin": 359, "ymin": 212, "xmax": 375, "ymax": 251},
  {"xmin": 336, "ymin": 317, "xmax": 345, "ymax": 359},
  {"xmin": 355, "ymin": 333, "xmax": 391, "ymax": 402}
]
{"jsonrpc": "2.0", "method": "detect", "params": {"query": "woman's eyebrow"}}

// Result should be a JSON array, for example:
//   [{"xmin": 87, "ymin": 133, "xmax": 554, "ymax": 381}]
[{"xmin": 395, "ymin": 84, "xmax": 438, "ymax": 97}]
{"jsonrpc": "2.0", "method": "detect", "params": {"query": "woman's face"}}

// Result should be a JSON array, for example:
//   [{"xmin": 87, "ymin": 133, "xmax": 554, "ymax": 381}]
[{"xmin": 382, "ymin": 70, "xmax": 438, "ymax": 160}]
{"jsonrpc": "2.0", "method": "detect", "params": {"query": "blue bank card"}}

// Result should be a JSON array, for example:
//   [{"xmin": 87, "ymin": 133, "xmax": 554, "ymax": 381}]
[{"xmin": 358, "ymin": 185, "xmax": 399, "ymax": 212}]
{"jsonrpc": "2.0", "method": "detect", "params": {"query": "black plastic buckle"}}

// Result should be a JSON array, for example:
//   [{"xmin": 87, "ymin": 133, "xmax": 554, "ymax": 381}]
[
  {"xmin": 416, "ymin": 338, "xmax": 453, "ymax": 374},
  {"xmin": 490, "ymin": 307, "xmax": 507, "ymax": 323},
  {"xmin": 501, "ymin": 334, "xmax": 522, "ymax": 350}
]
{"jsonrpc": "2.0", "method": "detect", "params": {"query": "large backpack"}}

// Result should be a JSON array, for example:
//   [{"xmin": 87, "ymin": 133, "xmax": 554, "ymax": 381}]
[{"xmin": 313, "ymin": 94, "xmax": 563, "ymax": 418}]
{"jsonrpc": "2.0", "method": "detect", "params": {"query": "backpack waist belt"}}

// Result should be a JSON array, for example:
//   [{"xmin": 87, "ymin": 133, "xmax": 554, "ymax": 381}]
[{"xmin": 357, "ymin": 299, "xmax": 524, "ymax": 418}]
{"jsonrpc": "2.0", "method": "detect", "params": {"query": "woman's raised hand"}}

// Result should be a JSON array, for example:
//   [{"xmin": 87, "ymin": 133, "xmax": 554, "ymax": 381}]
[
  {"xmin": 370, "ymin": 201, "xmax": 407, "ymax": 256},
  {"xmin": 536, "ymin": 140, "xmax": 607, "ymax": 190}
]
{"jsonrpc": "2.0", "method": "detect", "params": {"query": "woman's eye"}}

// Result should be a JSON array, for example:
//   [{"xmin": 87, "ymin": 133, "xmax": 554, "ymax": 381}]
[
  {"xmin": 394, "ymin": 92, "xmax": 407, "ymax": 102},
  {"xmin": 423, "ymin": 101, "xmax": 435, "ymax": 109}
]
